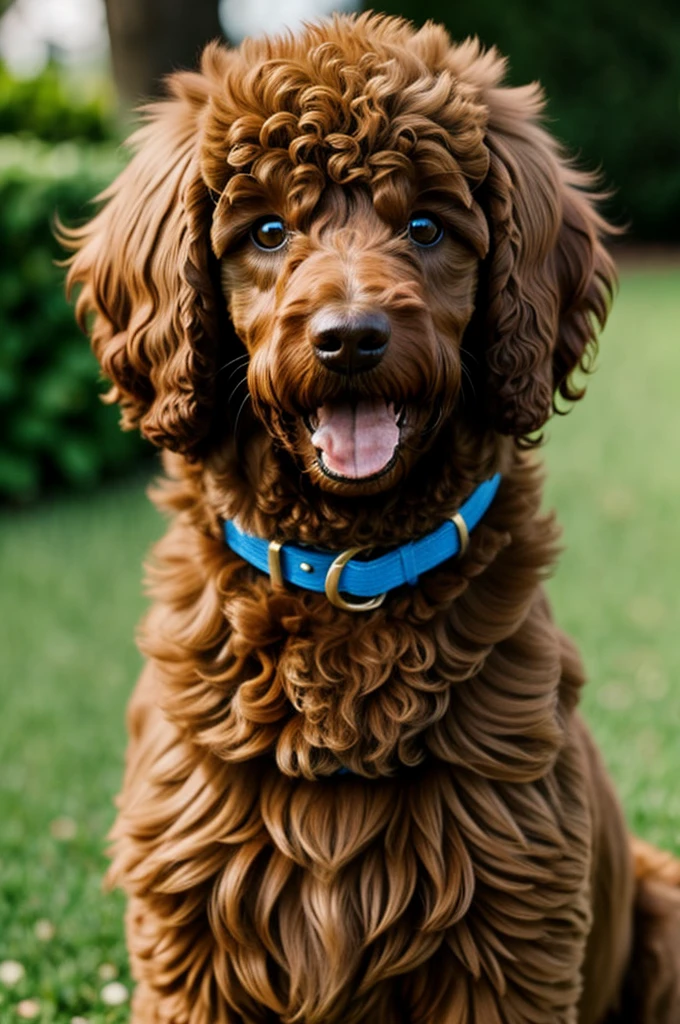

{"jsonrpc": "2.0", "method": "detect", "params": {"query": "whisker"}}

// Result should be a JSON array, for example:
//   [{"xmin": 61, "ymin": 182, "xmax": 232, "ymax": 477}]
[
  {"xmin": 424, "ymin": 403, "xmax": 446, "ymax": 435},
  {"xmin": 460, "ymin": 359, "xmax": 477, "ymax": 398},
  {"xmin": 233, "ymin": 392, "xmax": 252, "ymax": 440},
  {"xmin": 227, "ymin": 365, "xmax": 250, "ymax": 381},
  {"xmin": 401, "ymin": 405, "xmax": 446, "ymax": 453},
  {"xmin": 227, "ymin": 376, "xmax": 249, "ymax": 404},
  {"xmin": 461, "ymin": 348, "xmax": 480, "ymax": 367},
  {"xmin": 216, "ymin": 353, "xmax": 249, "ymax": 376}
]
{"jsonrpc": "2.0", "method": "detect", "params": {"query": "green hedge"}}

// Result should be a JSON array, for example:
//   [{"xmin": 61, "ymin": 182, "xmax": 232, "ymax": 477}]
[
  {"xmin": 0, "ymin": 61, "xmax": 117, "ymax": 142},
  {"xmin": 0, "ymin": 137, "xmax": 150, "ymax": 502},
  {"xmin": 369, "ymin": 1, "xmax": 680, "ymax": 241}
]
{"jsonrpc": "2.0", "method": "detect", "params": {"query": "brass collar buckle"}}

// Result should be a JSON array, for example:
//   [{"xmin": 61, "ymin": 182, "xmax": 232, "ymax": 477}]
[
  {"xmin": 324, "ymin": 546, "xmax": 386, "ymax": 612},
  {"xmin": 267, "ymin": 539, "xmax": 386, "ymax": 613}
]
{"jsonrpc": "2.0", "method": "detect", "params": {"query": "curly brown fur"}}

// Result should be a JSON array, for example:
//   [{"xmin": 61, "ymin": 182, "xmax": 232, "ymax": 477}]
[{"xmin": 62, "ymin": 12, "xmax": 680, "ymax": 1023}]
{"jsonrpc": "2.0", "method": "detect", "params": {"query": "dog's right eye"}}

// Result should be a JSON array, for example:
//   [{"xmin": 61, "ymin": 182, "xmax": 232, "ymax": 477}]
[
  {"xmin": 407, "ymin": 213, "xmax": 444, "ymax": 248},
  {"xmin": 251, "ymin": 217, "xmax": 287, "ymax": 251}
]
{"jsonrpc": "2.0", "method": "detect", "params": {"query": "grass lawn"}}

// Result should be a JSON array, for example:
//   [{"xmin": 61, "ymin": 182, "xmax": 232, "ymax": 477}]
[{"xmin": 1, "ymin": 266, "xmax": 679, "ymax": 1022}]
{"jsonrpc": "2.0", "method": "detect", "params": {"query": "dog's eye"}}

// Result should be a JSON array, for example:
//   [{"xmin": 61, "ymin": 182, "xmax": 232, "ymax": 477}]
[
  {"xmin": 407, "ymin": 214, "xmax": 443, "ymax": 248},
  {"xmin": 251, "ymin": 217, "xmax": 287, "ymax": 251}
]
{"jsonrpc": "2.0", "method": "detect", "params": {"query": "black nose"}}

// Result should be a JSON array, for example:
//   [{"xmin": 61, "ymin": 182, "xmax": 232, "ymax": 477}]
[{"xmin": 312, "ymin": 313, "xmax": 391, "ymax": 374}]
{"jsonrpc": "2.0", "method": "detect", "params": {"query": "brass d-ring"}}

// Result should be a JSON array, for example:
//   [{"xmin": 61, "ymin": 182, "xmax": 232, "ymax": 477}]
[{"xmin": 324, "ymin": 546, "xmax": 386, "ymax": 612}]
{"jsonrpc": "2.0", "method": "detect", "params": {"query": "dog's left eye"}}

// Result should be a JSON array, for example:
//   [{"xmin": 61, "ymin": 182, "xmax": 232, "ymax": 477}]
[
  {"xmin": 251, "ymin": 217, "xmax": 287, "ymax": 251},
  {"xmin": 407, "ymin": 214, "xmax": 443, "ymax": 248}
]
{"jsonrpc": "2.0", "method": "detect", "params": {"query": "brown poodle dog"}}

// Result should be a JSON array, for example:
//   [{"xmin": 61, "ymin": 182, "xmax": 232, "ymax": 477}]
[{"xmin": 63, "ymin": 13, "xmax": 680, "ymax": 1023}]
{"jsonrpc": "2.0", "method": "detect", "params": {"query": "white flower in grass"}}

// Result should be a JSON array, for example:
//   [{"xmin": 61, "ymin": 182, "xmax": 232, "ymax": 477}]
[
  {"xmin": 100, "ymin": 981, "xmax": 129, "ymax": 1006},
  {"xmin": 97, "ymin": 963, "xmax": 118, "ymax": 981},
  {"xmin": 0, "ymin": 960, "xmax": 25, "ymax": 986},
  {"xmin": 50, "ymin": 816, "xmax": 77, "ymax": 840},
  {"xmin": 17, "ymin": 999, "xmax": 40, "ymax": 1019},
  {"xmin": 34, "ymin": 919, "xmax": 56, "ymax": 941}
]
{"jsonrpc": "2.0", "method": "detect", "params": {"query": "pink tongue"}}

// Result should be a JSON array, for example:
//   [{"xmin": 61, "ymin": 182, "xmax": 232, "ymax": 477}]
[{"xmin": 310, "ymin": 400, "xmax": 400, "ymax": 479}]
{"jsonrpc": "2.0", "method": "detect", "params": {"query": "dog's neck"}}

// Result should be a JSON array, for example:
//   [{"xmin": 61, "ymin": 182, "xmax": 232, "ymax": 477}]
[{"xmin": 145, "ymin": 442, "xmax": 575, "ymax": 780}]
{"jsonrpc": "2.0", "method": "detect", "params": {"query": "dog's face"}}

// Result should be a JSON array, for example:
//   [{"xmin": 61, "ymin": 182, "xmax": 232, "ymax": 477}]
[
  {"xmin": 65, "ymin": 13, "xmax": 614, "ymax": 512},
  {"xmin": 219, "ymin": 187, "xmax": 485, "ymax": 496}
]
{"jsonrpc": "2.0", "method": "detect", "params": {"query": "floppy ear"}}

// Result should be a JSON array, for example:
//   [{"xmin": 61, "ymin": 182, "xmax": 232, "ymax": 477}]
[
  {"xmin": 481, "ymin": 83, "xmax": 616, "ymax": 438},
  {"xmin": 62, "ymin": 65, "xmax": 225, "ymax": 453}
]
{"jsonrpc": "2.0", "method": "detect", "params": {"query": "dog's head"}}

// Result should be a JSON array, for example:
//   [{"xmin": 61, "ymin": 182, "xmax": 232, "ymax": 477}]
[{"xmin": 65, "ymin": 13, "xmax": 614, "ymax": 503}]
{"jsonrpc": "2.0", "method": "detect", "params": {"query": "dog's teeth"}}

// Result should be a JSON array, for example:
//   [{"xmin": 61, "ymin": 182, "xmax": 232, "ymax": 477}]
[
  {"xmin": 396, "ymin": 406, "xmax": 406, "ymax": 427},
  {"xmin": 308, "ymin": 413, "xmax": 319, "ymax": 431}
]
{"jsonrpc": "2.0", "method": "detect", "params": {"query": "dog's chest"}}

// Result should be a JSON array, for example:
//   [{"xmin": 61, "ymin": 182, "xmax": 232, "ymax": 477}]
[{"xmin": 204, "ymin": 757, "xmax": 591, "ymax": 1023}]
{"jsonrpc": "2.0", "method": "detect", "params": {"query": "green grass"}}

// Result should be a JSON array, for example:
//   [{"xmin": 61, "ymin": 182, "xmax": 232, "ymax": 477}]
[
  {"xmin": 1, "ymin": 267, "xmax": 679, "ymax": 1021},
  {"xmin": 544, "ymin": 266, "xmax": 680, "ymax": 851},
  {"xmin": 0, "ymin": 472, "xmax": 161, "ymax": 1023}
]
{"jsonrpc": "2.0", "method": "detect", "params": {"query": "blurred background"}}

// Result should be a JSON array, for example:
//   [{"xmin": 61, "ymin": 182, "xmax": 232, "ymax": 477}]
[{"xmin": 0, "ymin": 2, "xmax": 678, "ymax": 1021}]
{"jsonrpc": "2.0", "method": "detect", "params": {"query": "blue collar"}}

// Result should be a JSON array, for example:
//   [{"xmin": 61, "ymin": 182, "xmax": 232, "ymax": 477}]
[{"xmin": 224, "ymin": 473, "xmax": 501, "ymax": 612}]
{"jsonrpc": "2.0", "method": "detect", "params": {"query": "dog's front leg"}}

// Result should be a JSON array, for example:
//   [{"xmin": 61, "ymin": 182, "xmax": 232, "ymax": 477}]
[{"xmin": 106, "ymin": 666, "xmax": 243, "ymax": 1024}]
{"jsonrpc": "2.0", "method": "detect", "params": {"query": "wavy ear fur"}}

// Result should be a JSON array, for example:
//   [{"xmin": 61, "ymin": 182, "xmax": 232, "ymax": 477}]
[
  {"xmin": 481, "ymin": 83, "xmax": 616, "ymax": 438},
  {"xmin": 62, "ymin": 66, "xmax": 224, "ymax": 453}
]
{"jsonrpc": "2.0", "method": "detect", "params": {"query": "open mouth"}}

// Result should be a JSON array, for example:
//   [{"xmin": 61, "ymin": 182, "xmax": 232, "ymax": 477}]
[{"xmin": 307, "ymin": 399, "xmax": 405, "ymax": 482}]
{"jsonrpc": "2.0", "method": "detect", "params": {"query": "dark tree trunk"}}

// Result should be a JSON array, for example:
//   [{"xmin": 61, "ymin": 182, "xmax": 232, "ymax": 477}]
[{"xmin": 104, "ymin": 0, "xmax": 224, "ymax": 110}]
